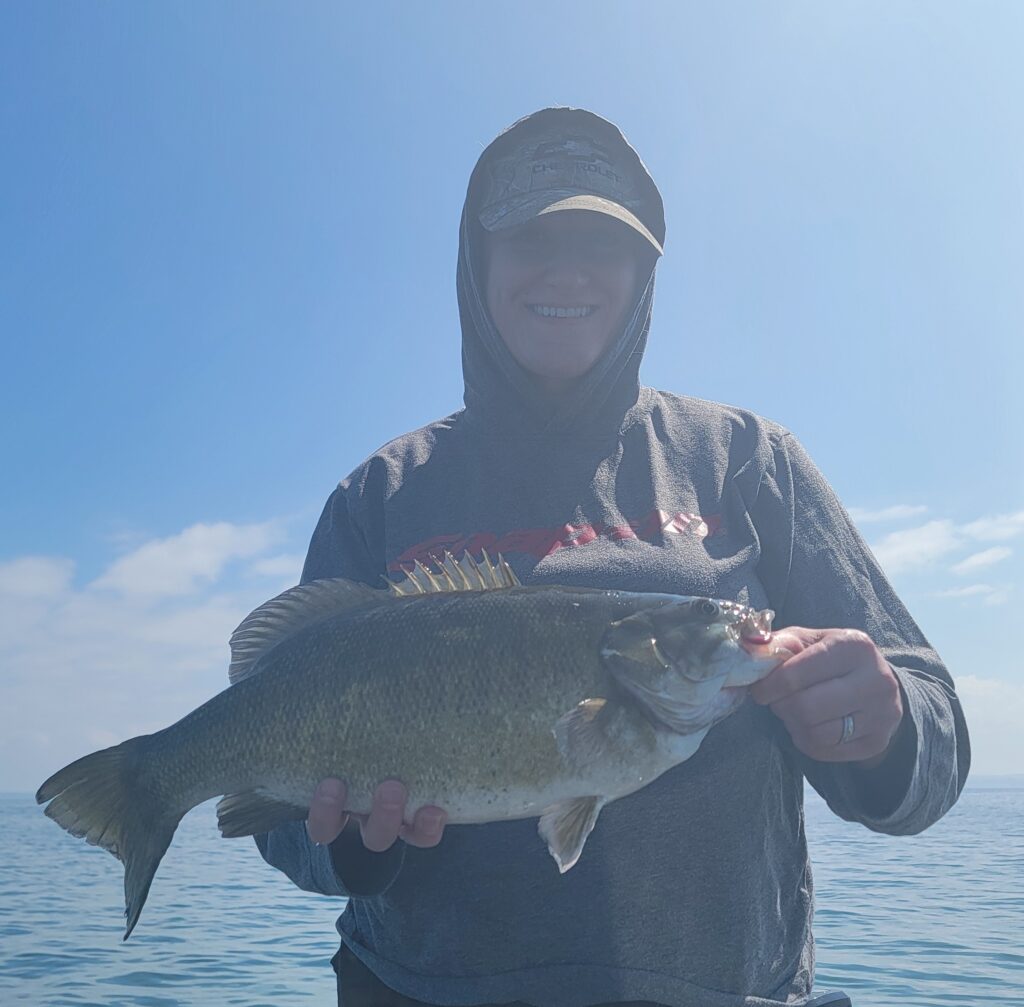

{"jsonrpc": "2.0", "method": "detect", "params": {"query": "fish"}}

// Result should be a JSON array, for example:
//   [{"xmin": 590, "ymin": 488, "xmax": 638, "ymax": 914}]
[{"xmin": 36, "ymin": 551, "xmax": 790, "ymax": 939}]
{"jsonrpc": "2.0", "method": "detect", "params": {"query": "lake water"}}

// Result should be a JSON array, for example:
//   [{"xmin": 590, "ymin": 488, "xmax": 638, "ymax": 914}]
[{"xmin": 1, "ymin": 782, "xmax": 1021, "ymax": 1006}]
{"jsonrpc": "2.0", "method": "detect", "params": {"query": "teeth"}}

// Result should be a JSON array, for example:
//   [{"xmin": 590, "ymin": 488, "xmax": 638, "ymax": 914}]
[{"xmin": 529, "ymin": 305, "xmax": 594, "ymax": 319}]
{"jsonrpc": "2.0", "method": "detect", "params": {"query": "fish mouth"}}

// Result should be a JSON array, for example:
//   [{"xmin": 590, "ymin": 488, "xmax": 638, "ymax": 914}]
[
  {"xmin": 738, "ymin": 635, "xmax": 774, "ymax": 656},
  {"xmin": 719, "ymin": 603, "xmax": 775, "ymax": 646},
  {"xmin": 739, "ymin": 607, "xmax": 774, "ymax": 642}
]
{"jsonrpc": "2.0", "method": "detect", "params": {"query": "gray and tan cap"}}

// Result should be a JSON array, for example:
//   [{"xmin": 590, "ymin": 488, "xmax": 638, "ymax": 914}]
[{"xmin": 477, "ymin": 118, "xmax": 664, "ymax": 255}]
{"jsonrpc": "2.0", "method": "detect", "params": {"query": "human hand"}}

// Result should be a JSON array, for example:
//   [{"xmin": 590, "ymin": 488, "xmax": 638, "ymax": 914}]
[
  {"xmin": 749, "ymin": 627, "xmax": 904, "ymax": 767},
  {"xmin": 306, "ymin": 778, "xmax": 447, "ymax": 851}
]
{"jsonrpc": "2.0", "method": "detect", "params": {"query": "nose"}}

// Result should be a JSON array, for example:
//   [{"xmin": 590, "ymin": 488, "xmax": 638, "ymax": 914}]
[{"xmin": 540, "ymin": 244, "xmax": 592, "ymax": 289}]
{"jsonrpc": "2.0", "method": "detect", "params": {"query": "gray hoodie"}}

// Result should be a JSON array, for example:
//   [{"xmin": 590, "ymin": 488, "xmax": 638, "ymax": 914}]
[{"xmin": 256, "ymin": 108, "xmax": 969, "ymax": 1007}]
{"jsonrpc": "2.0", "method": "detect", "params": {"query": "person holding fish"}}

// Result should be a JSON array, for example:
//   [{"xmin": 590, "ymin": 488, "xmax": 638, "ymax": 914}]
[
  {"xmin": 262, "ymin": 108, "xmax": 969, "ymax": 1006},
  {"xmin": 37, "ymin": 106, "xmax": 969, "ymax": 1007},
  {"xmin": 259, "ymin": 108, "xmax": 970, "ymax": 1006}
]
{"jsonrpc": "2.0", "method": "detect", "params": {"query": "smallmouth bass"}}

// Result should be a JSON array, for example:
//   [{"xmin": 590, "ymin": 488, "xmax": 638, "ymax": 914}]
[{"xmin": 37, "ymin": 552, "xmax": 788, "ymax": 938}]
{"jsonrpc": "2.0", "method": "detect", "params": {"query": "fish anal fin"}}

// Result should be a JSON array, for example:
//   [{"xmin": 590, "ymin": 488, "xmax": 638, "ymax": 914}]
[
  {"xmin": 216, "ymin": 791, "xmax": 308, "ymax": 838},
  {"xmin": 538, "ymin": 795, "xmax": 605, "ymax": 873}
]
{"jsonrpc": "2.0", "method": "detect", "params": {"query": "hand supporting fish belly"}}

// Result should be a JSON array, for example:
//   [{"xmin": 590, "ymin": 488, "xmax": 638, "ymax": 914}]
[
  {"xmin": 306, "ymin": 777, "xmax": 449, "ymax": 851},
  {"xmin": 36, "ymin": 552, "xmax": 791, "ymax": 938}
]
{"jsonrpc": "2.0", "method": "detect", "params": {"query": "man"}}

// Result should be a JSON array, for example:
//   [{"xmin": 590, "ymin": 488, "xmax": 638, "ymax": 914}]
[{"xmin": 258, "ymin": 107, "xmax": 969, "ymax": 1007}]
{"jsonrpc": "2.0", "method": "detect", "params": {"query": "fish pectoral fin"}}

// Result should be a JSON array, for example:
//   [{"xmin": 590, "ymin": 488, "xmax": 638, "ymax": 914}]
[
  {"xmin": 216, "ymin": 791, "xmax": 308, "ymax": 838},
  {"xmin": 553, "ymin": 698, "xmax": 614, "ymax": 767},
  {"xmin": 538, "ymin": 796, "xmax": 605, "ymax": 874}
]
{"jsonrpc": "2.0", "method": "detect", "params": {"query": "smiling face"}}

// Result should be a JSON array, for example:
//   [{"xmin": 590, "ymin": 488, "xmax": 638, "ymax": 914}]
[{"xmin": 483, "ymin": 210, "xmax": 650, "ymax": 392}]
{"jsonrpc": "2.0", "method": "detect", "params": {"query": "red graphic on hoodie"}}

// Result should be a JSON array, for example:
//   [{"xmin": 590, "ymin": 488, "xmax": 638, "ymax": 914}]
[{"xmin": 388, "ymin": 509, "xmax": 721, "ymax": 572}]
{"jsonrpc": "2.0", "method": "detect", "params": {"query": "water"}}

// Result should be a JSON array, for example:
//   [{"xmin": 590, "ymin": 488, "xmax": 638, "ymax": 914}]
[
  {"xmin": 2, "ymin": 784, "xmax": 1021, "ymax": 1006},
  {"xmin": 804, "ymin": 781, "xmax": 1023, "ymax": 1005}
]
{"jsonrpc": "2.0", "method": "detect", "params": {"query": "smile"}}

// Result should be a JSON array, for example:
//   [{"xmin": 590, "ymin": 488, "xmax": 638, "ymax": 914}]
[{"xmin": 528, "ymin": 304, "xmax": 596, "ymax": 319}]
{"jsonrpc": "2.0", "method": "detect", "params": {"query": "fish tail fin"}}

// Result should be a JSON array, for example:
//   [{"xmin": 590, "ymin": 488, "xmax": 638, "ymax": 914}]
[{"xmin": 35, "ymin": 736, "xmax": 185, "ymax": 939}]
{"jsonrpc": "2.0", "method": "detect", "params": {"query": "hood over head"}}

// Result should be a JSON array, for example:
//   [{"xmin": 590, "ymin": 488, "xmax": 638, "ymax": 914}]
[{"xmin": 458, "ymin": 108, "xmax": 666, "ymax": 436}]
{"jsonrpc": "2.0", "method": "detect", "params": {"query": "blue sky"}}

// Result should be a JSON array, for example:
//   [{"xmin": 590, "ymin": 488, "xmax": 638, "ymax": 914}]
[{"xmin": 2, "ymin": 2, "xmax": 1022, "ymax": 790}]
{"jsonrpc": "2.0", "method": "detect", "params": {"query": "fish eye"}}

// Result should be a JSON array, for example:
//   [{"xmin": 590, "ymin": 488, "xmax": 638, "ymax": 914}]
[{"xmin": 694, "ymin": 599, "xmax": 719, "ymax": 620}]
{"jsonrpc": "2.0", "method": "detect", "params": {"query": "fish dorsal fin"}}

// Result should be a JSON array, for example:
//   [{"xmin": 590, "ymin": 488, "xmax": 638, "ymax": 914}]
[
  {"xmin": 228, "ymin": 578, "xmax": 381, "ymax": 684},
  {"xmin": 388, "ymin": 550, "xmax": 520, "ymax": 597}
]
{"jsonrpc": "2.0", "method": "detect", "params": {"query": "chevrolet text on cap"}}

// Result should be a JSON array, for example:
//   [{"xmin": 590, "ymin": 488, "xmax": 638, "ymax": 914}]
[{"xmin": 478, "ymin": 129, "xmax": 664, "ymax": 255}]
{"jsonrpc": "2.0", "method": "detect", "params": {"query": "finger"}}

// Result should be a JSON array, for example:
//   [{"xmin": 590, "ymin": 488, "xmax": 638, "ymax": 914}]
[
  {"xmin": 771, "ymin": 658, "xmax": 901, "ymax": 735},
  {"xmin": 790, "ymin": 726, "xmax": 889, "ymax": 763},
  {"xmin": 306, "ymin": 778, "xmax": 350, "ymax": 845},
  {"xmin": 360, "ymin": 779, "xmax": 407, "ymax": 852},
  {"xmin": 401, "ymin": 805, "xmax": 447, "ymax": 849},
  {"xmin": 795, "ymin": 711, "xmax": 871, "ymax": 754},
  {"xmin": 767, "ymin": 674, "xmax": 865, "ymax": 731},
  {"xmin": 792, "ymin": 685, "xmax": 902, "ymax": 758},
  {"xmin": 750, "ymin": 630, "xmax": 874, "ymax": 706}
]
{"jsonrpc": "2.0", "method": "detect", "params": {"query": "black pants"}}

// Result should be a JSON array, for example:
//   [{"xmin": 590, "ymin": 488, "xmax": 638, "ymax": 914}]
[{"xmin": 333, "ymin": 945, "xmax": 664, "ymax": 1007}]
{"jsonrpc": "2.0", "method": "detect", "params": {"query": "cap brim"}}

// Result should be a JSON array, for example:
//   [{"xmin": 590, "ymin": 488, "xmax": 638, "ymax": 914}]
[{"xmin": 480, "ymin": 191, "xmax": 663, "ymax": 255}]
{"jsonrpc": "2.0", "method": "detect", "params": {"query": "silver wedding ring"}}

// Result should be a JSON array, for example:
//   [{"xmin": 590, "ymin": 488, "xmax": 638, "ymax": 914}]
[{"xmin": 839, "ymin": 713, "xmax": 856, "ymax": 745}]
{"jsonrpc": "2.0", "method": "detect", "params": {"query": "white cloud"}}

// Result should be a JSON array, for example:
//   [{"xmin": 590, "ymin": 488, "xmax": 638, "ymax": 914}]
[
  {"xmin": 869, "ymin": 520, "xmax": 960, "ymax": 575},
  {"xmin": 0, "ymin": 558, "xmax": 78, "ymax": 653},
  {"xmin": 91, "ymin": 521, "xmax": 282, "ymax": 599},
  {"xmin": 2, "ymin": 588, "xmax": 261, "ymax": 792},
  {"xmin": 936, "ymin": 584, "xmax": 995, "ymax": 598},
  {"xmin": 0, "ymin": 556, "xmax": 75, "ymax": 599},
  {"xmin": 866, "ymin": 508, "xmax": 1020, "ymax": 588},
  {"xmin": 0, "ymin": 519, "xmax": 309, "ymax": 792},
  {"xmin": 982, "ymin": 589, "xmax": 1011, "ymax": 607},
  {"xmin": 848, "ymin": 504, "xmax": 928, "ymax": 524},
  {"xmin": 954, "ymin": 675, "xmax": 1024, "ymax": 776},
  {"xmin": 934, "ymin": 583, "xmax": 1010, "ymax": 606},
  {"xmin": 104, "ymin": 528, "xmax": 153, "ymax": 552},
  {"xmin": 247, "ymin": 553, "xmax": 305, "ymax": 583},
  {"xmin": 961, "ymin": 511, "xmax": 1024, "ymax": 542},
  {"xmin": 951, "ymin": 547, "xmax": 1012, "ymax": 575}
]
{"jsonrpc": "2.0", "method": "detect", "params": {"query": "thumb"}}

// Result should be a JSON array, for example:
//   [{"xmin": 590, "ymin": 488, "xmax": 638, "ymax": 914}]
[
  {"xmin": 749, "ymin": 626, "xmax": 826, "ymax": 705},
  {"xmin": 768, "ymin": 626, "xmax": 825, "ymax": 658}
]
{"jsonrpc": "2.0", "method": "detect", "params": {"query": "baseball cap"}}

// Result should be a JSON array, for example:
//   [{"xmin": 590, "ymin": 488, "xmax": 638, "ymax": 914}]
[{"xmin": 477, "ymin": 125, "xmax": 664, "ymax": 255}]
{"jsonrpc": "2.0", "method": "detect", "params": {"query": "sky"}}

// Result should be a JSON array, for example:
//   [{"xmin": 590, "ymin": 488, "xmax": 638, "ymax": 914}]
[{"xmin": 1, "ymin": 1, "xmax": 1022, "ymax": 792}]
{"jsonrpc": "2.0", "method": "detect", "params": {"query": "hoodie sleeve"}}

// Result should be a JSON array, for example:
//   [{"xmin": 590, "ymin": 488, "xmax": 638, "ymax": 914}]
[
  {"xmin": 254, "ymin": 479, "xmax": 407, "ymax": 897},
  {"xmin": 752, "ymin": 430, "xmax": 970, "ymax": 834}
]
